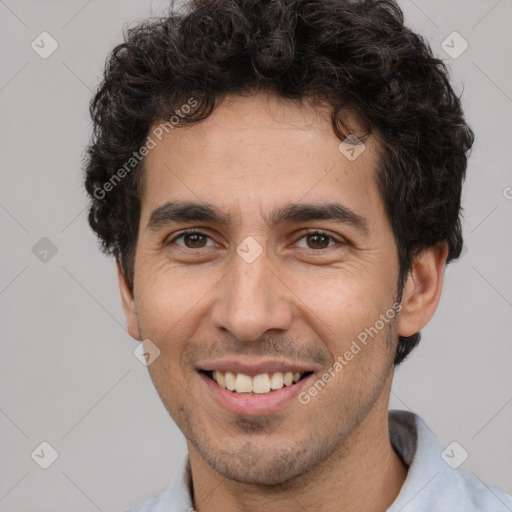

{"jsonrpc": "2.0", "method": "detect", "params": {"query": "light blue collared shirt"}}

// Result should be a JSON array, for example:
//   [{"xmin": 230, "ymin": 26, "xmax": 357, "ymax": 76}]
[{"xmin": 124, "ymin": 410, "xmax": 512, "ymax": 511}]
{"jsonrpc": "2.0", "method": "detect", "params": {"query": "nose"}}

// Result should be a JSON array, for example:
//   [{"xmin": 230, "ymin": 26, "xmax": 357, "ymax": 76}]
[{"xmin": 210, "ymin": 245, "xmax": 293, "ymax": 343}]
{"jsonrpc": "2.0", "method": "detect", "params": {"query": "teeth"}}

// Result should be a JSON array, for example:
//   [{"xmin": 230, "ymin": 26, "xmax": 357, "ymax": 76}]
[
  {"xmin": 216, "ymin": 370, "xmax": 226, "ymax": 388},
  {"xmin": 225, "ymin": 371, "xmax": 236, "ymax": 391},
  {"xmin": 252, "ymin": 373, "xmax": 271, "ymax": 394},
  {"xmin": 270, "ymin": 372, "xmax": 284, "ymax": 389},
  {"xmin": 235, "ymin": 373, "xmax": 252, "ymax": 393},
  {"xmin": 209, "ymin": 370, "xmax": 306, "ymax": 394}
]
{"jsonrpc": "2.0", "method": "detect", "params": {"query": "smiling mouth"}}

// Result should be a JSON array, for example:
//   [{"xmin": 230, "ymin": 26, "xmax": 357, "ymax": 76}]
[{"xmin": 201, "ymin": 370, "xmax": 314, "ymax": 395}]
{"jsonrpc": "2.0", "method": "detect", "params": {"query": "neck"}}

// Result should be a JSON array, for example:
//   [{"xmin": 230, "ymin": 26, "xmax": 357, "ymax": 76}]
[{"xmin": 188, "ymin": 391, "xmax": 408, "ymax": 512}]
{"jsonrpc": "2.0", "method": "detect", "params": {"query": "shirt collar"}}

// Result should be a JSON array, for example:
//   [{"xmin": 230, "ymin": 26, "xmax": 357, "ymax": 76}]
[{"xmin": 387, "ymin": 409, "xmax": 448, "ymax": 511}]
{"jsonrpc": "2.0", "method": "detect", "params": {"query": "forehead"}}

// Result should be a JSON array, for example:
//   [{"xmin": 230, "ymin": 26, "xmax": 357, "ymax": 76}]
[{"xmin": 140, "ymin": 93, "xmax": 385, "ymax": 227}]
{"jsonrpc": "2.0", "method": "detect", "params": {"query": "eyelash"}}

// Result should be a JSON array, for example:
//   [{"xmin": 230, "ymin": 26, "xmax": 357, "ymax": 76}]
[{"xmin": 168, "ymin": 229, "xmax": 342, "ymax": 250}]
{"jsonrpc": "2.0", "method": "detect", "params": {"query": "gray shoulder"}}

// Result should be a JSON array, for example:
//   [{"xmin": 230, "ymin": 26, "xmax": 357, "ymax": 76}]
[{"xmin": 446, "ymin": 469, "xmax": 512, "ymax": 511}]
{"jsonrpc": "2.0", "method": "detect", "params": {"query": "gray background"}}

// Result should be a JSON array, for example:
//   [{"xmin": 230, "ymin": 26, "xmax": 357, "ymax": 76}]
[{"xmin": 1, "ymin": 0, "xmax": 511, "ymax": 510}]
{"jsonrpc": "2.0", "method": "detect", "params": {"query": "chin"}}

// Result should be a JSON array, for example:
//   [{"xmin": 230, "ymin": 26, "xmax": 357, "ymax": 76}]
[
  {"xmin": 198, "ymin": 437, "xmax": 323, "ymax": 486},
  {"xmin": 213, "ymin": 457, "xmax": 305, "ymax": 486}
]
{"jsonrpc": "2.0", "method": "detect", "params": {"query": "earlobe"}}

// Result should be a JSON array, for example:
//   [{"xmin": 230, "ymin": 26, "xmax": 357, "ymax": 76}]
[
  {"xmin": 397, "ymin": 243, "xmax": 449, "ymax": 338},
  {"xmin": 117, "ymin": 260, "xmax": 142, "ymax": 341}
]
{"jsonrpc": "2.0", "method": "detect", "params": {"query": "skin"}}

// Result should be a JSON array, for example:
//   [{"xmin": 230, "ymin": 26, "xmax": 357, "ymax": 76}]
[{"xmin": 118, "ymin": 92, "xmax": 448, "ymax": 511}]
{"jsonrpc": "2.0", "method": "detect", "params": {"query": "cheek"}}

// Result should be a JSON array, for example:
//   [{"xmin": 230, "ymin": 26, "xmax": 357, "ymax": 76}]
[
  {"xmin": 133, "ymin": 264, "xmax": 212, "ymax": 342},
  {"xmin": 292, "ymin": 267, "xmax": 391, "ymax": 351},
  {"xmin": 299, "ymin": 277, "xmax": 397, "ymax": 410}
]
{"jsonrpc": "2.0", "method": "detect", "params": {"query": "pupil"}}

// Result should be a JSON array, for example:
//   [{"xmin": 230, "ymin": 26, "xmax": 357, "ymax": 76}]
[
  {"xmin": 186, "ymin": 233, "xmax": 206, "ymax": 248},
  {"xmin": 308, "ymin": 234, "xmax": 328, "ymax": 249}
]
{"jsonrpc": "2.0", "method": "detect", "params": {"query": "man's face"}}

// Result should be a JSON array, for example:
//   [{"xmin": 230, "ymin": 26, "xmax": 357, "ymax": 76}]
[{"xmin": 127, "ymin": 93, "xmax": 402, "ymax": 485}]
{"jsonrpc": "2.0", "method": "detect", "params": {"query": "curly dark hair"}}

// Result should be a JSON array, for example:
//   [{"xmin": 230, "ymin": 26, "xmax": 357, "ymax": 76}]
[{"xmin": 84, "ymin": 0, "xmax": 474, "ymax": 366}]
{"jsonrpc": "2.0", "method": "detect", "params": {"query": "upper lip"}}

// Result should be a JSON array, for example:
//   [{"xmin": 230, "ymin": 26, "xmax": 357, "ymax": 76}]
[{"xmin": 198, "ymin": 359, "xmax": 317, "ymax": 376}]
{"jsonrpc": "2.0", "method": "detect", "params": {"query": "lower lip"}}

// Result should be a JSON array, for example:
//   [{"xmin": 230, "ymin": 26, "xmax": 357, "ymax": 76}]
[{"xmin": 199, "ymin": 372, "xmax": 313, "ymax": 416}]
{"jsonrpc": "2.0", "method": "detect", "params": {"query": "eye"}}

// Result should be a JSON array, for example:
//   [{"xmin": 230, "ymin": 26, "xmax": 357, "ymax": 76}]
[
  {"xmin": 167, "ymin": 229, "xmax": 343, "ymax": 251},
  {"xmin": 168, "ymin": 230, "xmax": 216, "ymax": 249},
  {"xmin": 295, "ymin": 230, "xmax": 341, "ymax": 250}
]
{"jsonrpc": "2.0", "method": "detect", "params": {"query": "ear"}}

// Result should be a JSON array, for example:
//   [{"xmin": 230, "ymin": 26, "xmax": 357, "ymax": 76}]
[
  {"xmin": 117, "ymin": 260, "xmax": 142, "ymax": 341},
  {"xmin": 397, "ymin": 242, "xmax": 449, "ymax": 337}
]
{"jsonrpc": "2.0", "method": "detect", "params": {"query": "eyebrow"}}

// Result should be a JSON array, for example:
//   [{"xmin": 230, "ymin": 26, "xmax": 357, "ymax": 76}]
[
  {"xmin": 147, "ymin": 201, "xmax": 232, "ymax": 230},
  {"xmin": 146, "ymin": 200, "xmax": 369, "ymax": 235}
]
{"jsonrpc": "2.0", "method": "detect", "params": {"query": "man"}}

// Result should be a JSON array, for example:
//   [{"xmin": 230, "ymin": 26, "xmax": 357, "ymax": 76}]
[{"xmin": 84, "ymin": 0, "xmax": 512, "ymax": 510}]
